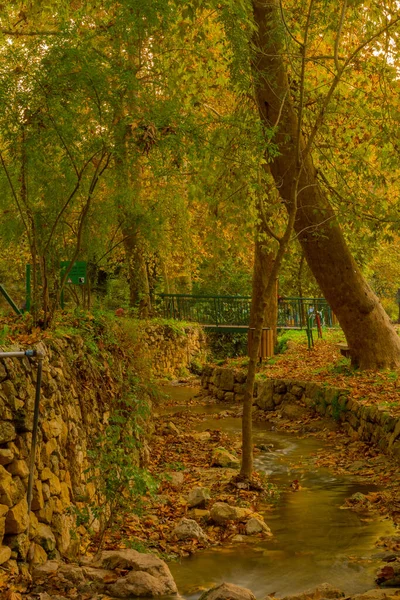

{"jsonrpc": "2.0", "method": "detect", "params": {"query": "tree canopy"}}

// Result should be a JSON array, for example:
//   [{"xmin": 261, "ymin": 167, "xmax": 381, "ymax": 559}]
[{"xmin": 0, "ymin": 0, "xmax": 400, "ymax": 349}]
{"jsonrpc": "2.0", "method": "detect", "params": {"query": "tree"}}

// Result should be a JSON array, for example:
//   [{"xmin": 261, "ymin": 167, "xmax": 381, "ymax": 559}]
[{"xmin": 251, "ymin": 0, "xmax": 400, "ymax": 369}]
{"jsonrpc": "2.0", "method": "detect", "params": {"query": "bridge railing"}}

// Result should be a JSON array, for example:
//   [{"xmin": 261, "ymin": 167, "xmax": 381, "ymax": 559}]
[
  {"xmin": 278, "ymin": 297, "xmax": 335, "ymax": 328},
  {"xmin": 158, "ymin": 294, "xmax": 251, "ymax": 326},
  {"xmin": 157, "ymin": 294, "xmax": 336, "ymax": 329}
]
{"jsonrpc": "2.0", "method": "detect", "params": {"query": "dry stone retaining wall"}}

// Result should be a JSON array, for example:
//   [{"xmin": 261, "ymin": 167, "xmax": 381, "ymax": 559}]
[
  {"xmin": 201, "ymin": 365, "xmax": 400, "ymax": 461},
  {"xmin": 140, "ymin": 324, "xmax": 207, "ymax": 378},
  {"xmin": 0, "ymin": 322, "xmax": 206, "ymax": 570}
]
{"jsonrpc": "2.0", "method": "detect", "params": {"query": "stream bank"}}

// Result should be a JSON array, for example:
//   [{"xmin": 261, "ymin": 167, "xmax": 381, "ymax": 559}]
[
  {"xmin": 74, "ymin": 380, "xmax": 398, "ymax": 599},
  {"xmin": 5, "ymin": 381, "xmax": 400, "ymax": 599}
]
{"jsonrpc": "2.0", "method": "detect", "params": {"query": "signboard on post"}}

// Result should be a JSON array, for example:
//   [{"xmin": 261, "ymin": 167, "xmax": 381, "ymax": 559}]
[{"xmin": 60, "ymin": 261, "xmax": 87, "ymax": 285}]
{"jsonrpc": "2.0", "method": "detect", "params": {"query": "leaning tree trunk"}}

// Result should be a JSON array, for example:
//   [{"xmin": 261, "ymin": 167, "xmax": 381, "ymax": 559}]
[{"xmin": 252, "ymin": 0, "xmax": 400, "ymax": 370}]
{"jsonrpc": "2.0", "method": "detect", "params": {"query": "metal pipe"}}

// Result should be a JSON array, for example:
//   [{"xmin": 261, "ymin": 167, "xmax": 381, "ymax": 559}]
[
  {"xmin": 0, "ymin": 284, "xmax": 22, "ymax": 316},
  {"xmin": 0, "ymin": 350, "xmax": 37, "ymax": 359}
]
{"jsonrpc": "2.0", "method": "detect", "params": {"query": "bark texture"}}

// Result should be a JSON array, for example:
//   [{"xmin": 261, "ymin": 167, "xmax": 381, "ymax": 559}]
[
  {"xmin": 249, "ymin": 240, "xmax": 277, "ymax": 345},
  {"xmin": 123, "ymin": 226, "xmax": 151, "ymax": 317},
  {"xmin": 252, "ymin": 0, "xmax": 400, "ymax": 369}
]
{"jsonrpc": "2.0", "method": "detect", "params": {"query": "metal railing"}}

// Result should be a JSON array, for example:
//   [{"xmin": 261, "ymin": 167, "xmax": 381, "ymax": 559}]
[{"xmin": 157, "ymin": 294, "xmax": 336, "ymax": 329}]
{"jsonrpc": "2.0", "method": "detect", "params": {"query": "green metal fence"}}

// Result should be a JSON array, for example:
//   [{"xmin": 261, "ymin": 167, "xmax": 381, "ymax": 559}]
[{"xmin": 158, "ymin": 294, "xmax": 335, "ymax": 329}]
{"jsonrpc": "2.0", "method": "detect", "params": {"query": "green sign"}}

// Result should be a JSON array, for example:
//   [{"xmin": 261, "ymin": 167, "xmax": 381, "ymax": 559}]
[{"xmin": 60, "ymin": 261, "xmax": 87, "ymax": 285}]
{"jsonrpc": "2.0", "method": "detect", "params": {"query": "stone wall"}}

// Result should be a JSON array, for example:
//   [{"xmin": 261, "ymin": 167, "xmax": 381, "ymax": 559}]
[
  {"xmin": 140, "ymin": 323, "xmax": 207, "ymax": 378},
  {"xmin": 0, "ymin": 321, "xmax": 206, "ymax": 570},
  {"xmin": 201, "ymin": 366, "xmax": 400, "ymax": 461}
]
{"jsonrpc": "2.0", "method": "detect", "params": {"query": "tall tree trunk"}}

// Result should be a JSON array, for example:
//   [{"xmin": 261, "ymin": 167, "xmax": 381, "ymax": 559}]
[
  {"xmin": 122, "ymin": 226, "xmax": 151, "ymax": 318},
  {"xmin": 249, "ymin": 239, "xmax": 277, "ymax": 346},
  {"xmin": 252, "ymin": 0, "xmax": 400, "ymax": 369},
  {"xmin": 241, "ymin": 176, "xmax": 297, "ymax": 479}
]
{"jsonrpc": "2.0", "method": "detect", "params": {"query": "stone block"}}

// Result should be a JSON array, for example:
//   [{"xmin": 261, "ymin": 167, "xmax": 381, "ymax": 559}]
[
  {"xmin": 290, "ymin": 384, "xmax": 305, "ymax": 399},
  {"xmin": 235, "ymin": 370, "xmax": 247, "ymax": 384},
  {"xmin": 219, "ymin": 369, "xmax": 235, "ymax": 391},
  {"xmin": 283, "ymin": 392, "xmax": 297, "ymax": 404},
  {"xmin": 4, "ymin": 532, "xmax": 30, "ymax": 559},
  {"xmin": 274, "ymin": 382, "xmax": 287, "ymax": 394},
  {"xmin": 31, "ymin": 480, "xmax": 44, "ymax": 511},
  {"xmin": 0, "ymin": 422, "xmax": 16, "ymax": 444},
  {"xmin": 52, "ymin": 513, "xmax": 77, "ymax": 557},
  {"xmin": 233, "ymin": 383, "xmax": 246, "ymax": 394},
  {"xmin": 0, "ymin": 545, "xmax": 11, "ymax": 565},
  {"xmin": 35, "ymin": 522, "xmax": 56, "ymax": 552},
  {"xmin": 0, "ymin": 449, "xmax": 14, "ymax": 466},
  {"xmin": 0, "ymin": 465, "xmax": 22, "ymax": 507},
  {"xmin": 255, "ymin": 380, "xmax": 274, "ymax": 411},
  {"xmin": 60, "ymin": 482, "xmax": 70, "ymax": 508},
  {"xmin": 212, "ymin": 368, "xmax": 222, "ymax": 387},
  {"xmin": 5, "ymin": 498, "xmax": 29, "ymax": 535},
  {"xmin": 7, "ymin": 460, "xmax": 29, "ymax": 479},
  {"xmin": 42, "ymin": 417, "xmax": 63, "ymax": 440},
  {"xmin": 29, "ymin": 511, "xmax": 40, "ymax": 539},
  {"xmin": 30, "ymin": 543, "xmax": 48, "ymax": 566},
  {"xmin": 389, "ymin": 420, "xmax": 400, "ymax": 447},
  {"xmin": 37, "ymin": 499, "xmax": 54, "ymax": 525}
]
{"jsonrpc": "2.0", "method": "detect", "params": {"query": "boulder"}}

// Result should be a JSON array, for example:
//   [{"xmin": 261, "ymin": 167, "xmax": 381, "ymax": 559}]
[
  {"xmin": 280, "ymin": 583, "xmax": 345, "ymax": 600},
  {"xmin": 172, "ymin": 518, "xmax": 208, "ymax": 542},
  {"xmin": 190, "ymin": 509, "xmax": 210, "ymax": 520},
  {"xmin": 108, "ymin": 570, "xmax": 176, "ymax": 598},
  {"xmin": 32, "ymin": 559, "xmax": 60, "ymax": 579},
  {"xmin": 211, "ymin": 448, "xmax": 240, "ymax": 469},
  {"xmin": 210, "ymin": 503, "xmax": 250, "ymax": 524},
  {"xmin": 90, "ymin": 549, "xmax": 178, "ymax": 596},
  {"xmin": 187, "ymin": 487, "xmax": 211, "ymax": 508},
  {"xmin": 164, "ymin": 422, "xmax": 180, "ymax": 436},
  {"xmin": 245, "ymin": 517, "xmax": 272, "ymax": 536},
  {"xmin": 168, "ymin": 472, "xmax": 184, "ymax": 489},
  {"xmin": 230, "ymin": 535, "xmax": 246, "ymax": 543},
  {"xmin": 199, "ymin": 582, "xmax": 256, "ymax": 600},
  {"xmin": 353, "ymin": 590, "xmax": 400, "ymax": 600},
  {"xmin": 82, "ymin": 565, "xmax": 119, "ymax": 584},
  {"xmin": 58, "ymin": 563, "xmax": 85, "ymax": 584},
  {"xmin": 193, "ymin": 432, "xmax": 211, "ymax": 442},
  {"xmin": 376, "ymin": 562, "xmax": 400, "ymax": 587}
]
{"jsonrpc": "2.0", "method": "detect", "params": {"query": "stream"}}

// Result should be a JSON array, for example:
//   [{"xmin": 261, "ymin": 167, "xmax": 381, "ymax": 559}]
[{"xmin": 162, "ymin": 385, "xmax": 396, "ymax": 599}]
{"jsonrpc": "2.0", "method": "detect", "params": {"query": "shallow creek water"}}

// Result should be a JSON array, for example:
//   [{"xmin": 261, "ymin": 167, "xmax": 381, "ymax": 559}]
[{"xmin": 162, "ymin": 385, "xmax": 395, "ymax": 599}]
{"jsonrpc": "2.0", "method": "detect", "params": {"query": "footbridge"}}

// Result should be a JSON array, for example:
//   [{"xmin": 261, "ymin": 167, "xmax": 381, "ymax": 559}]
[{"xmin": 157, "ymin": 294, "xmax": 336, "ymax": 333}]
